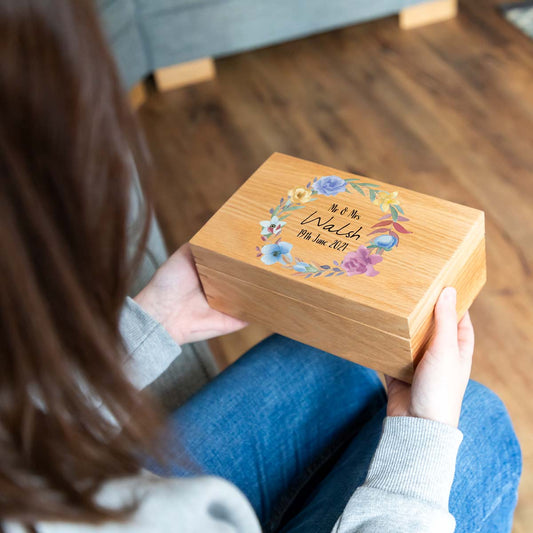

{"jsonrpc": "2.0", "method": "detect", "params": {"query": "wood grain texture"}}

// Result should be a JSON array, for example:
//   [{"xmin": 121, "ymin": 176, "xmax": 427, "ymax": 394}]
[
  {"xmin": 153, "ymin": 58, "xmax": 216, "ymax": 92},
  {"xmin": 190, "ymin": 152, "xmax": 486, "ymax": 379},
  {"xmin": 138, "ymin": 0, "xmax": 533, "ymax": 527},
  {"xmin": 411, "ymin": 235, "xmax": 486, "ymax": 360},
  {"xmin": 399, "ymin": 0, "xmax": 458, "ymax": 30},
  {"xmin": 198, "ymin": 264, "xmax": 415, "ymax": 381}
]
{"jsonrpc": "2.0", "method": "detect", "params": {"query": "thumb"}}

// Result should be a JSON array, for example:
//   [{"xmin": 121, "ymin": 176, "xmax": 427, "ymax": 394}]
[{"xmin": 427, "ymin": 287, "xmax": 458, "ymax": 358}]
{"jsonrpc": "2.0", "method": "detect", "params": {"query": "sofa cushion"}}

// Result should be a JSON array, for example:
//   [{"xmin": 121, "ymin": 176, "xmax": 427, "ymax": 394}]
[
  {"xmin": 96, "ymin": 0, "xmax": 151, "ymax": 87},
  {"xmin": 140, "ymin": 0, "xmax": 405, "ymax": 69},
  {"xmin": 135, "ymin": 0, "xmax": 226, "ymax": 16}
]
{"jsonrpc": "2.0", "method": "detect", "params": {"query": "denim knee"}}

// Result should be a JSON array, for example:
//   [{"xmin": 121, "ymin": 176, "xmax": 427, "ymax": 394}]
[
  {"xmin": 252, "ymin": 334, "xmax": 386, "ymax": 394},
  {"xmin": 451, "ymin": 381, "xmax": 522, "ymax": 532},
  {"xmin": 459, "ymin": 380, "xmax": 522, "ymax": 485}
]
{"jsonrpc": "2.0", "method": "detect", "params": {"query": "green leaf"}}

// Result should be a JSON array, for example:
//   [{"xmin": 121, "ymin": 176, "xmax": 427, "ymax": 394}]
[
  {"xmin": 350, "ymin": 183, "xmax": 365, "ymax": 196},
  {"xmin": 390, "ymin": 205, "xmax": 399, "ymax": 222},
  {"xmin": 396, "ymin": 204, "xmax": 405, "ymax": 214},
  {"xmin": 369, "ymin": 189, "xmax": 377, "ymax": 202},
  {"xmin": 357, "ymin": 182, "xmax": 380, "ymax": 188}
]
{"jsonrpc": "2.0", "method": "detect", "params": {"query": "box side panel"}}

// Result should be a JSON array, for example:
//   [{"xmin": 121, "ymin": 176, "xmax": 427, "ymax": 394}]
[
  {"xmin": 410, "ymin": 236, "xmax": 486, "ymax": 363},
  {"xmin": 408, "ymin": 210, "xmax": 485, "ymax": 346},
  {"xmin": 190, "ymin": 243, "xmax": 411, "ymax": 338},
  {"xmin": 197, "ymin": 264, "xmax": 415, "ymax": 382}
]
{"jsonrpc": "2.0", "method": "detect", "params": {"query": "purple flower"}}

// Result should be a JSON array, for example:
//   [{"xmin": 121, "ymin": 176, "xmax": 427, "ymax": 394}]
[
  {"xmin": 341, "ymin": 246, "xmax": 383, "ymax": 277},
  {"xmin": 261, "ymin": 242, "xmax": 293, "ymax": 265},
  {"xmin": 312, "ymin": 175, "xmax": 346, "ymax": 196}
]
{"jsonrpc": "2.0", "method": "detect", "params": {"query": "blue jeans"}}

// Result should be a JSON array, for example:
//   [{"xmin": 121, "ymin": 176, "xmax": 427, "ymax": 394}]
[{"xmin": 151, "ymin": 334, "xmax": 522, "ymax": 532}]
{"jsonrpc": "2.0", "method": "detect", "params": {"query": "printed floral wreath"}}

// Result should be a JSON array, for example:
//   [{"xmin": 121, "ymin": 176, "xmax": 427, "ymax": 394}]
[{"xmin": 255, "ymin": 175, "xmax": 412, "ymax": 278}]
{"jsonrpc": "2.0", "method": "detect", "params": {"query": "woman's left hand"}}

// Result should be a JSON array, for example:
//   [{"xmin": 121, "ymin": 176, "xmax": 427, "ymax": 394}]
[{"xmin": 134, "ymin": 243, "xmax": 248, "ymax": 345}]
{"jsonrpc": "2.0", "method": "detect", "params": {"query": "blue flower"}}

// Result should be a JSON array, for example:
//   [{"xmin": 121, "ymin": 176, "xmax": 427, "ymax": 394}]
[
  {"xmin": 293, "ymin": 262, "xmax": 310, "ymax": 272},
  {"xmin": 312, "ymin": 175, "xmax": 347, "ymax": 196},
  {"xmin": 261, "ymin": 242, "xmax": 293, "ymax": 265},
  {"xmin": 372, "ymin": 234, "xmax": 398, "ymax": 251}
]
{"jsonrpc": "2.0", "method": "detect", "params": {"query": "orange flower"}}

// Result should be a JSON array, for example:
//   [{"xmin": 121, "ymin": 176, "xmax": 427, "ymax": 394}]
[{"xmin": 288, "ymin": 187, "xmax": 313, "ymax": 203}]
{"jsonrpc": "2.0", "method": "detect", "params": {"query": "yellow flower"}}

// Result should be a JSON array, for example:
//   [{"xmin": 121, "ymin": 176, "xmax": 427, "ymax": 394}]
[
  {"xmin": 373, "ymin": 191, "xmax": 400, "ymax": 212},
  {"xmin": 288, "ymin": 187, "xmax": 313, "ymax": 204}
]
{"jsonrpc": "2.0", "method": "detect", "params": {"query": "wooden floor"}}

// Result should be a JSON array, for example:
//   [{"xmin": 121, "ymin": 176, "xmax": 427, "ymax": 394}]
[{"xmin": 138, "ymin": 1, "xmax": 533, "ymax": 529}]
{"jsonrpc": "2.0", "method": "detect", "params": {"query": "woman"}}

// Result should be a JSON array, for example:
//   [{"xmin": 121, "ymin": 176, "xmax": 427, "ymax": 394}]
[{"xmin": 0, "ymin": 1, "xmax": 521, "ymax": 532}]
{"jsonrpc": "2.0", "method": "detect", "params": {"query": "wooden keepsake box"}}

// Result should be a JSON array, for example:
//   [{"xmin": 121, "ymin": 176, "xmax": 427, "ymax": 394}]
[{"xmin": 190, "ymin": 153, "xmax": 486, "ymax": 382}]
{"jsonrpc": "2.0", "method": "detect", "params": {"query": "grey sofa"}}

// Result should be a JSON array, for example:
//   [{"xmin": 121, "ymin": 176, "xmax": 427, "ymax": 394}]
[{"xmin": 97, "ymin": 0, "xmax": 429, "ymax": 89}]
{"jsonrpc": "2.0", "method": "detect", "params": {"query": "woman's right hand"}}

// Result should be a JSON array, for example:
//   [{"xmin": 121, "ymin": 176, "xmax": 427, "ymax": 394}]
[{"xmin": 385, "ymin": 287, "xmax": 475, "ymax": 428}]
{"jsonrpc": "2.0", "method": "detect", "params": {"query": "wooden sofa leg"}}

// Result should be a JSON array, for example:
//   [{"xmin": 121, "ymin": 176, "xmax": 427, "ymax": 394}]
[
  {"xmin": 153, "ymin": 57, "xmax": 216, "ymax": 92},
  {"xmin": 399, "ymin": 0, "xmax": 457, "ymax": 29},
  {"xmin": 128, "ymin": 81, "xmax": 148, "ymax": 110}
]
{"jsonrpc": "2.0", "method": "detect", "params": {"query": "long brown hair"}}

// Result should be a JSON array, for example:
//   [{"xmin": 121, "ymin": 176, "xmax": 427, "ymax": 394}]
[{"xmin": 0, "ymin": 0, "xmax": 162, "ymax": 528}]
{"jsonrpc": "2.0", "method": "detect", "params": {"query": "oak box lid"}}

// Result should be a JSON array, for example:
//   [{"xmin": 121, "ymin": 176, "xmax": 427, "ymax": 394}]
[{"xmin": 190, "ymin": 153, "xmax": 485, "ymax": 347}]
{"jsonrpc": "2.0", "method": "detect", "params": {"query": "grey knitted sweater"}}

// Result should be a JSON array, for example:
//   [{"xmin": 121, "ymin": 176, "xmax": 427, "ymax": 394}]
[{"xmin": 6, "ymin": 298, "xmax": 463, "ymax": 532}]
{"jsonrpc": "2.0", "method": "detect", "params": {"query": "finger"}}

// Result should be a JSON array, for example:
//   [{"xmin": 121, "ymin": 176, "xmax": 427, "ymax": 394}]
[
  {"xmin": 430, "ymin": 287, "xmax": 458, "ymax": 353},
  {"xmin": 384, "ymin": 376, "xmax": 411, "ymax": 415},
  {"xmin": 179, "ymin": 242, "xmax": 193, "ymax": 260},
  {"xmin": 385, "ymin": 374, "xmax": 410, "ymax": 391},
  {"xmin": 457, "ymin": 310, "xmax": 474, "ymax": 360}
]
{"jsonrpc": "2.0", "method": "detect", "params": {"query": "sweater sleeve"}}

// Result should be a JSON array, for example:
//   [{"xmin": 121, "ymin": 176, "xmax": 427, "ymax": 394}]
[
  {"xmin": 17, "ymin": 474, "xmax": 262, "ymax": 533},
  {"xmin": 119, "ymin": 297, "xmax": 181, "ymax": 390},
  {"xmin": 331, "ymin": 416, "xmax": 463, "ymax": 533}
]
